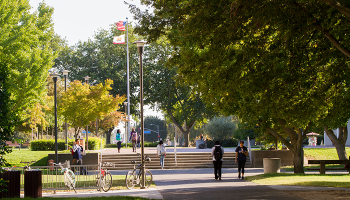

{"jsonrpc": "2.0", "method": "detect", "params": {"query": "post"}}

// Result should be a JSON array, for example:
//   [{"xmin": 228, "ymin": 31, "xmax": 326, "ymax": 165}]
[
  {"xmin": 63, "ymin": 69, "xmax": 69, "ymax": 149},
  {"xmin": 84, "ymin": 76, "xmax": 90, "ymax": 150},
  {"xmin": 126, "ymin": 17, "xmax": 131, "ymax": 149},
  {"xmin": 53, "ymin": 76, "xmax": 58, "ymax": 163},
  {"xmin": 124, "ymin": 102, "xmax": 128, "ymax": 148},
  {"xmin": 133, "ymin": 40, "xmax": 146, "ymax": 188}
]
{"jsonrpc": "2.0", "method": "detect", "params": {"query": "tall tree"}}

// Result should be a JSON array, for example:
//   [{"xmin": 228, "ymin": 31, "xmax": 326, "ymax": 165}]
[
  {"xmin": 142, "ymin": 38, "xmax": 215, "ymax": 147},
  {"xmin": 58, "ymin": 79, "xmax": 125, "ymax": 138},
  {"xmin": 130, "ymin": 0, "xmax": 350, "ymax": 173}
]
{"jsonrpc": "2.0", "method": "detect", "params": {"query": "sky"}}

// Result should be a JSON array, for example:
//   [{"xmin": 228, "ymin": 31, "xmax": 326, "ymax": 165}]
[{"xmin": 29, "ymin": 0, "xmax": 163, "ymax": 119}]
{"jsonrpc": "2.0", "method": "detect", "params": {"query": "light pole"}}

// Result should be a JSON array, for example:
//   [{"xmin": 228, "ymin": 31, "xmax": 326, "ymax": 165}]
[
  {"xmin": 63, "ymin": 69, "xmax": 70, "ymax": 150},
  {"xmin": 150, "ymin": 124, "xmax": 160, "ymax": 142},
  {"xmin": 124, "ymin": 101, "xmax": 128, "ymax": 148},
  {"xmin": 84, "ymin": 76, "xmax": 90, "ymax": 150},
  {"xmin": 133, "ymin": 39, "xmax": 146, "ymax": 188},
  {"xmin": 50, "ymin": 71, "xmax": 59, "ymax": 164}
]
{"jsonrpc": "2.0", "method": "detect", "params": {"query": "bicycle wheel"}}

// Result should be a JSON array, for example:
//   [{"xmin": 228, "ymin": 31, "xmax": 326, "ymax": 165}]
[
  {"xmin": 64, "ymin": 170, "xmax": 76, "ymax": 190},
  {"xmin": 125, "ymin": 171, "xmax": 136, "ymax": 189},
  {"xmin": 102, "ymin": 171, "xmax": 112, "ymax": 192},
  {"xmin": 139, "ymin": 170, "xmax": 152, "ymax": 189}
]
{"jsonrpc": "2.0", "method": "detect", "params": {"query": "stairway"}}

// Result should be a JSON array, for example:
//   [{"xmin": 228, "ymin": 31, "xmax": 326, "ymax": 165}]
[{"xmin": 102, "ymin": 152, "xmax": 252, "ymax": 170}]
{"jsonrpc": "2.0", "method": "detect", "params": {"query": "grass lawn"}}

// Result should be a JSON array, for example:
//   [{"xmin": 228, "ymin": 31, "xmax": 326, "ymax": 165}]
[
  {"xmin": 246, "ymin": 173, "xmax": 350, "ymax": 188},
  {"xmin": 4, "ymin": 148, "xmax": 54, "ymax": 167}
]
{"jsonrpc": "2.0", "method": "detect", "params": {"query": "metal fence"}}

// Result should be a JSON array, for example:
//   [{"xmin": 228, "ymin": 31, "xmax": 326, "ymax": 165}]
[{"xmin": 8, "ymin": 164, "xmax": 100, "ymax": 192}]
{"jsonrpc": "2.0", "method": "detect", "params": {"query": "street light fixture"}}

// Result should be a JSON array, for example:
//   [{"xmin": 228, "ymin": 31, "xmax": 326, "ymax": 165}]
[
  {"xmin": 133, "ymin": 39, "xmax": 146, "ymax": 188},
  {"xmin": 50, "ymin": 70, "xmax": 59, "ymax": 164},
  {"xmin": 150, "ymin": 124, "xmax": 160, "ymax": 142},
  {"xmin": 83, "ymin": 76, "xmax": 90, "ymax": 150},
  {"xmin": 124, "ymin": 101, "xmax": 128, "ymax": 148},
  {"xmin": 63, "ymin": 69, "xmax": 70, "ymax": 150}
]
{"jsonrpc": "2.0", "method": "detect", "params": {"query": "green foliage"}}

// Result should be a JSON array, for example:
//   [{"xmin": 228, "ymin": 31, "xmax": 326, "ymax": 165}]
[
  {"xmin": 30, "ymin": 138, "xmax": 104, "ymax": 151},
  {"xmin": 142, "ymin": 116, "xmax": 168, "ymax": 142},
  {"xmin": 233, "ymin": 121, "xmax": 260, "ymax": 141},
  {"xmin": 105, "ymin": 142, "xmax": 158, "ymax": 148},
  {"xmin": 205, "ymin": 116, "xmax": 236, "ymax": 140},
  {"xmin": 206, "ymin": 139, "xmax": 238, "ymax": 148}
]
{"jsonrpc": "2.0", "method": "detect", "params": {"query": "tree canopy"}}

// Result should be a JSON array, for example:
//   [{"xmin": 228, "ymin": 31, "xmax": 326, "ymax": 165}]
[{"xmin": 130, "ymin": 0, "xmax": 350, "ymax": 172}]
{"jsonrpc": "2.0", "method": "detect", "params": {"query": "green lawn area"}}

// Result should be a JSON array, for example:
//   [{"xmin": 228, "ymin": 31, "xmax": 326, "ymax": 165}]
[
  {"xmin": 4, "ymin": 148, "xmax": 54, "ymax": 167},
  {"xmin": 246, "ymin": 173, "xmax": 350, "ymax": 188},
  {"xmin": 304, "ymin": 147, "xmax": 350, "ymax": 160}
]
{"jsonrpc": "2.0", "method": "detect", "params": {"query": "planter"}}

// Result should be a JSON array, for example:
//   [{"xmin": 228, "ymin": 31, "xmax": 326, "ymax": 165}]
[{"xmin": 263, "ymin": 158, "xmax": 281, "ymax": 173}]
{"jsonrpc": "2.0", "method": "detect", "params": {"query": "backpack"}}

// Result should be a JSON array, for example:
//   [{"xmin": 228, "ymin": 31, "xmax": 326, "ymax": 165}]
[
  {"xmin": 214, "ymin": 146, "xmax": 222, "ymax": 161},
  {"xmin": 132, "ymin": 132, "xmax": 137, "ymax": 140}
]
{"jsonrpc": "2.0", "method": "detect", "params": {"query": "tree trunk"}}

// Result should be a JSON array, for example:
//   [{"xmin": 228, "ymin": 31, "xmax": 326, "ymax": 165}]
[
  {"xmin": 292, "ymin": 150, "xmax": 304, "ymax": 173},
  {"xmin": 325, "ymin": 126, "xmax": 348, "ymax": 160},
  {"xmin": 105, "ymin": 128, "xmax": 113, "ymax": 145}
]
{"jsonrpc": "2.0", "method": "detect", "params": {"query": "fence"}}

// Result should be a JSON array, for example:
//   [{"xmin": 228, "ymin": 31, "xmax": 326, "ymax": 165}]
[{"xmin": 5, "ymin": 164, "xmax": 100, "ymax": 192}]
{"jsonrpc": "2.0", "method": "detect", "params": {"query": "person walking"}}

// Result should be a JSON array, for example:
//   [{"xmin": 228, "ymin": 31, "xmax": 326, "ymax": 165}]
[
  {"xmin": 129, "ymin": 128, "xmax": 137, "ymax": 152},
  {"xmin": 211, "ymin": 140, "xmax": 224, "ymax": 180},
  {"xmin": 137, "ymin": 132, "xmax": 141, "ymax": 148},
  {"xmin": 157, "ymin": 140, "xmax": 166, "ymax": 169},
  {"xmin": 116, "ymin": 129, "xmax": 122, "ymax": 153},
  {"xmin": 235, "ymin": 140, "xmax": 248, "ymax": 179}
]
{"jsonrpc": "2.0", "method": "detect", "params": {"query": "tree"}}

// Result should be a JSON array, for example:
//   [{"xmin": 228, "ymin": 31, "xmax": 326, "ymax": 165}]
[
  {"xmin": 205, "ymin": 116, "xmax": 236, "ymax": 141},
  {"xmin": 53, "ymin": 25, "xmax": 140, "ymax": 116},
  {"xmin": 142, "ymin": 38, "xmax": 216, "ymax": 147},
  {"xmin": 144, "ymin": 116, "xmax": 167, "ymax": 142},
  {"xmin": 58, "ymin": 79, "xmax": 125, "ymax": 138},
  {"xmin": 130, "ymin": 0, "xmax": 350, "ymax": 173}
]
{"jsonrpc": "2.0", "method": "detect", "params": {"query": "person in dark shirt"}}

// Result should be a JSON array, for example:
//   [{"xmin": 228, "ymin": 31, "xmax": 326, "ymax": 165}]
[{"xmin": 235, "ymin": 140, "xmax": 248, "ymax": 179}]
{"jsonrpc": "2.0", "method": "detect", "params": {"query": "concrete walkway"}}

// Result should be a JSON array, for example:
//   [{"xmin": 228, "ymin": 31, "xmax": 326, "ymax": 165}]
[
  {"xmin": 40, "ymin": 167, "xmax": 350, "ymax": 199},
  {"xmin": 39, "ymin": 147, "xmax": 350, "ymax": 199}
]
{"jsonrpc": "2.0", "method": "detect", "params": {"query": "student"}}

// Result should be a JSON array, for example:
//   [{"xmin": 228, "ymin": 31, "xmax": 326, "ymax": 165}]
[
  {"xmin": 73, "ymin": 139, "xmax": 85, "ymax": 175},
  {"xmin": 211, "ymin": 141, "xmax": 224, "ymax": 180},
  {"xmin": 235, "ymin": 140, "xmax": 248, "ymax": 179},
  {"xmin": 129, "ymin": 128, "xmax": 137, "ymax": 152},
  {"xmin": 157, "ymin": 140, "xmax": 166, "ymax": 169},
  {"xmin": 116, "ymin": 129, "xmax": 122, "ymax": 153}
]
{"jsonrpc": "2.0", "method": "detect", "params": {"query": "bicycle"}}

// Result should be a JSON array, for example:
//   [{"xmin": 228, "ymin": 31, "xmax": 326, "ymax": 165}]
[
  {"xmin": 96, "ymin": 162, "xmax": 113, "ymax": 192},
  {"xmin": 125, "ymin": 155, "xmax": 152, "ymax": 189},
  {"xmin": 54, "ymin": 161, "xmax": 77, "ymax": 193}
]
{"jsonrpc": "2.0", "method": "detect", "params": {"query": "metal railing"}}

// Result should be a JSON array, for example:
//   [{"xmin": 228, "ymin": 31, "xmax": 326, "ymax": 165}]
[{"xmin": 6, "ymin": 164, "xmax": 100, "ymax": 192}]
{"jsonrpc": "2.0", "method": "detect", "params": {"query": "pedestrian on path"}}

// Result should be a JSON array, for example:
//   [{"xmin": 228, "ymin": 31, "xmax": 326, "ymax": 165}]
[
  {"xmin": 129, "ymin": 128, "xmax": 137, "ymax": 152},
  {"xmin": 211, "ymin": 140, "xmax": 224, "ymax": 180},
  {"xmin": 157, "ymin": 140, "xmax": 166, "ymax": 169},
  {"xmin": 235, "ymin": 140, "xmax": 248, "ymax": 179},
  {"xmin": 116, "ymin": 129, "xmax": 122, "ymax": 153}
]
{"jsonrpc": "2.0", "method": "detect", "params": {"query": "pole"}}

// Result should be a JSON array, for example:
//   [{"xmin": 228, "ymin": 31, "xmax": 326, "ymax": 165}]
[
  {"xmin": 84, "ymin": 77, "xmax": 90, "ymax": 150},
  {"xmin": 53, "ymin": 76, "xmax": 58, "ymax": 163},
  {"xmin": 125, "ymin": 103, "xmax": 127, "ymax": 148},
  {"xmin": 139, "ymin": 50, "xmax": 145, "ymax": 188},
  {"xmin": 126, "ymin": 17, "xmax": 131, "ymax": 149},
  {"xmin": 64, "ymin": 74, "xmax": 68, "ymax": 149}
]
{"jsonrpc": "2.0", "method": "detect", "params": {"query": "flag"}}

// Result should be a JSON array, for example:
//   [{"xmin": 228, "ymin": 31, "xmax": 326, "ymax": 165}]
[
  {"xmin": 113, "ymin": 35, "xmax": 125, "ymax": 44},
  {"xmin": 116, "ymin": 21, "xmax": 126, "ymax": 31}
]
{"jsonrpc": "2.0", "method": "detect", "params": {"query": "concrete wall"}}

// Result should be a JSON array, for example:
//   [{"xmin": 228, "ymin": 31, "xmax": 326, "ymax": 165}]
[
  {"xmin": 47, "ymin": 153, "xmax": 99, "ymax": 165},
  {"xmin": 251, "ymin": 150, "xmax": 295, "ymax": 168}
]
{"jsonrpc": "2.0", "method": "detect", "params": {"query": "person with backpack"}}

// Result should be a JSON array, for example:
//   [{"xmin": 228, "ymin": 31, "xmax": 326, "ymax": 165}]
[
  {"xmin": 211, "ymin": 140, "xmax": 224, "ymax": 180},
  {"xmin": 235, "ymin": 140, "xmax": 248, "ymax": 179},
  {"xmin": 116, "ymin": 129, "xmax": 122, "ymax": 153},
  {"xmin": 129, "ymin": 128, "xmax": 137, "ymax": 152}
]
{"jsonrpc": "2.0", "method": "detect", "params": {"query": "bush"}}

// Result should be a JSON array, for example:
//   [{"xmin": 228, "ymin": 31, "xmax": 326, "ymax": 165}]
[
  {"xmin": 31, "ymin": 137, "xmax": 104, "ymax": 151},
  {"xmin": 105, "ymin": 142, "xmax": 158, "ymax": 148},
  {"xmin": 206, "ymin": 138, "xmax": 238, "ymax": 148}
]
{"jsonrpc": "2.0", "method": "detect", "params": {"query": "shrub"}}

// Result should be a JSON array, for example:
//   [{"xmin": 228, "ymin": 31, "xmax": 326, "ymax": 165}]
[
  {"xmin": 30, "ymin": 138, "xmax": 104, "ymax": 151},
  {"xmin": 206, "ymin": 138, "xmax": 238, "ymax": 148}
]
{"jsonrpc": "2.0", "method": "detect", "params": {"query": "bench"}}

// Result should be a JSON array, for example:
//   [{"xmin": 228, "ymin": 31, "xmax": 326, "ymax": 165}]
[{"xmin": 307, "ymin": 160, "xmax": 350, "ymax": 174}]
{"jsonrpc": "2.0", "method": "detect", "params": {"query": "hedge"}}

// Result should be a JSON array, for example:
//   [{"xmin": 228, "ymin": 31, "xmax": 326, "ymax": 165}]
[
  {"xmin": 206, "ymin": 138, "xmax": 238, "ymax": 148},
  {"xmin": 30, "ymin": 137, "xmax": 105, "ymax": 151},
  {"xmin": 105, "ymin": 142, "xmax": 158, "ymax": 148}
]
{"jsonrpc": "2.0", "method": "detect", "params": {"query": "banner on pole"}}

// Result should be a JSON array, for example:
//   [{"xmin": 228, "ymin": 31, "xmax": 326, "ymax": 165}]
[{"xmin": 113, "ymin": 35, "xmax": 125, "ymax": 44}]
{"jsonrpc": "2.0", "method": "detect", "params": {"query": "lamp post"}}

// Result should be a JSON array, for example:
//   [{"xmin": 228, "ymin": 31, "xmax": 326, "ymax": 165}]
[
  {"xmin": 63, "ymin": 69, "xmax": 70, "ymax": 150},
  {"xmin": 84, "ymin": 76, "xmax": 90, "ymax": 150},
  {"xmin": 124, "ymin": 101, "xmax": 128, "ymax": 148},
  {"xmin": 133, "ymin": 39, "xmax": 146, "ymax": 188},
  {"xmin": 50, "ymin": 71, "xmax": 59, "ymax": 164},
  {"xmin": 150, "ymin": 124, "xmax": 160, "ymax": 142}
]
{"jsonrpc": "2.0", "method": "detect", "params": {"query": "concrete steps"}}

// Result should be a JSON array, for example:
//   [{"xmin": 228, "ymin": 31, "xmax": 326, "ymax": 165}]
[{"xmin": 102, "ymin": 152, "xmax": 252, "ymax": 170}]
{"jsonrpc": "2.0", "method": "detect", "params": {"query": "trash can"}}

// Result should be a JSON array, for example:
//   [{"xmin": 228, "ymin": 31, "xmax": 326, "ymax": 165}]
[
  {"xmin": 24, "ymin": 170, "xmax": 42, "ymax": 198},
  {"xmin": 263, "ymin": 158, "xmax": 281, "ymax": 173},
  {"xmin": 0, "ymin": 170, "xmax": 20, "ymax": 198}
]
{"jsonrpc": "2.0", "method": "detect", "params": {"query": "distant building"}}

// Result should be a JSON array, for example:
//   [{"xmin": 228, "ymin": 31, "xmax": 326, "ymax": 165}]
[{"xmin": 324, "ymin": 119, "xmax": 350, "ymax": 146}]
